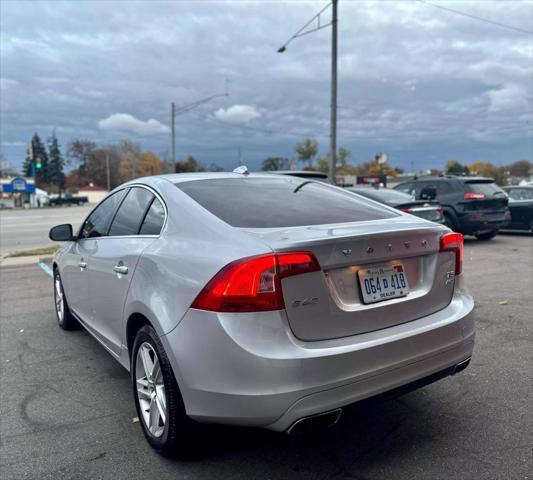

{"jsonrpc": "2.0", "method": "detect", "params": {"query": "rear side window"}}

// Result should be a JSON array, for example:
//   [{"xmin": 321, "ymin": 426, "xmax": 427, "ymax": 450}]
[
  {"xmin": 80, "ymin": 190, "xmax": 126, "ymax": 239},
  {"xmin": 176, "ymin": 177, "xmax": 396, "ymax": 228},
  {"xmin": 139, "ymin": 198, "xmax": 165, "ymax": 235},
  {"xmin": 464, "ymin": 181, "xmax": 504, "ymax": 196},
  {"xmin": 109, "ymin": 187, "xmax": 154, "ymax": 236}
]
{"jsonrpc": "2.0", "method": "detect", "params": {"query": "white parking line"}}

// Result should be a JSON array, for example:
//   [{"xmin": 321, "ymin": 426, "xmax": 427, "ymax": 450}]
[{"xmin": 38, "ymin": 262, "xmax": 53, "ymax": 277}]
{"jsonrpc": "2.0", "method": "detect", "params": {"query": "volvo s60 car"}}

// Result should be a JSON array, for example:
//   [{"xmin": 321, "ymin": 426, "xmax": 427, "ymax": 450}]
[{"xmin": 49, "ymin": 171, "xmax": 475, "ymax": 455}]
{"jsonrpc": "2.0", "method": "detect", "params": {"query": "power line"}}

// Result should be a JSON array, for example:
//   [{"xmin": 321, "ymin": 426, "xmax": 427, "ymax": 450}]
[{"xmin": 417, "ymin": 0, "xmax": 533, "ymax": 35}]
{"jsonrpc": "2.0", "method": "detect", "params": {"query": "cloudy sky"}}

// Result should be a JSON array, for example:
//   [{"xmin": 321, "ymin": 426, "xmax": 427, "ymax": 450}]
[{"xmin": 1, "ymin": 0, "xmax": 532, "ymax": 172}]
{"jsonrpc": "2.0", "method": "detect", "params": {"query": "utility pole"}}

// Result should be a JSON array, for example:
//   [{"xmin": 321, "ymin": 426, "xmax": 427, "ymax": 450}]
[
  {"xmin": 329, "ymin": 0, "xmax": 338, "ymax": 183},
  {"xmin": 171, "ymin": 102, "xmax": 176, "ymax": 167},
  {"xmin": 105, "ymin": 151, "xmax": 111, "ymax": 191},
  {"xmin": 29, "ymin": 140, "xmax": 36, "ymax": 180}
]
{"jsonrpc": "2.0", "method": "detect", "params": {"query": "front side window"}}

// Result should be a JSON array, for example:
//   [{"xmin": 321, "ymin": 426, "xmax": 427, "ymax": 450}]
[
  {"xmin": 80, "ymin": 190, "xmax": 126, "ymax": 239},
  {"xmin": 176, "ymin": 177, "xmax": 396, "ymax": 228},
  {"xmin": 109, "ymin": 187, "xmax": 154, "ymax": 236},
  {"xmin": 139, "ymin": 198, "xmax": 165, "ymax": 235}
]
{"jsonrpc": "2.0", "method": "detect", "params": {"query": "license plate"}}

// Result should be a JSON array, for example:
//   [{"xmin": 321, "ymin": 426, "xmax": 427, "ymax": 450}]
[{"xmin": 357, "ymin": 264, "xmax": 409, "ymax": 304}]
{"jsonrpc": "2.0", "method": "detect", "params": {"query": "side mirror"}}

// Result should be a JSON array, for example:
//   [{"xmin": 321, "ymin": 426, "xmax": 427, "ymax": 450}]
[{"xmin": 49, "ymin": 224, "xmax": 74, "ymax": 242}]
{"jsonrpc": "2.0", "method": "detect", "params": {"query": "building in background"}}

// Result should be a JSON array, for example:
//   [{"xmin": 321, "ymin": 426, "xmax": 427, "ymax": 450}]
[
  {"xmin": 0, "ymin": 177, "xmax": 37, "ymax": 208},
  {"xmin": 78, "ymin": 183, "xmax": 108, "ymax": 204}
]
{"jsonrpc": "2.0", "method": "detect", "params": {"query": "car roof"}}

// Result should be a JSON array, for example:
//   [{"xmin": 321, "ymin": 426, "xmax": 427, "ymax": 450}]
[
  {"xmin": 400, "ymin": 176, "xmax": 495, "ymax": 183},
  {"xmin": 271, "ymin": 170, "xmax": 329, "ymax": 177},
  {"xmin": 122, "ymin": 171, "xmax": 321, "ymax": 187}
]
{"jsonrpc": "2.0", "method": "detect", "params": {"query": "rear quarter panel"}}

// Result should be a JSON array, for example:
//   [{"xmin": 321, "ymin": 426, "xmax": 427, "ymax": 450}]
[{"xmin": 122, "ymin": 177, "xmax": 273, "ymax": 338}]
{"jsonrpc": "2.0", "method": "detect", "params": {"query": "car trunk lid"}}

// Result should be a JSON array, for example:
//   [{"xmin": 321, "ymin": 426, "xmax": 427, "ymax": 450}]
[
  {"xmin": 394, "ymin": 201, "xmax": 444, "ymax": 223},
  {"xmin": 242, "ymin": 217, "xmax": 455, "ymax": 341}
]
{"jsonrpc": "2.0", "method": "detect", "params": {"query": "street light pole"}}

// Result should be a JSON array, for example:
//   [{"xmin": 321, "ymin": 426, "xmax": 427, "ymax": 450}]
[
  {"xmin": 105, "ymin": 151, "xmax": 111, "ymax": 191},
  {"xmin": 170, "ymin": 83, "xmax": 229, "ymax": 172},
  {"xmin": 277, "ymin": 0, "xmax": 339, "ymax": 183},
  {"xmin": 171, "ymin": 102, "xmax": 176, "ymax": 167},
  {"xmin": 329, "ymin": 0, "xmax": 338, "ymax": 183}
]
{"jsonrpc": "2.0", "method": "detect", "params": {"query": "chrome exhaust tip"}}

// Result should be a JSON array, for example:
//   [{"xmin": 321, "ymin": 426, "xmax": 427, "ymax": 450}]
[
  {"xmin": 286, "ymin": 408, "xmax": 342, "ymax": 435},
  {"xmin": 452, "ymin": 357, "xmax": 471, "ymax": 375}
]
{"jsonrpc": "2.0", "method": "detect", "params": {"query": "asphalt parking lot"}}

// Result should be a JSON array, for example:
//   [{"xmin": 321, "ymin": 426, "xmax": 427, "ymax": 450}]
[{"xmin": 0, "ymin": 234, "xmax": 532, "ymax": 480}]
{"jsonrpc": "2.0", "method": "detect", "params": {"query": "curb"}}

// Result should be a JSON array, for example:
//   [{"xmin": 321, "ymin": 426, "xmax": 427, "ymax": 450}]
[{"xmin": 0, "ymin": 255, "xmax": 54, "ymax": 268}]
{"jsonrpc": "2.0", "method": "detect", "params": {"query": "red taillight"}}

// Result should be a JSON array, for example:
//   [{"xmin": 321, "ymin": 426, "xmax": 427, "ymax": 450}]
[
  {"xmin": 464, "ymin": 192, "xmax": 485, "ymax": 200},
  {"xmin": 191, "ymin": 252, "xmax": 320, "ymax": 312},
  {"xmin": 440, "ymin": 232, "xmax": 464, "ymax": 275},
  {"xmin": 400, "ymin": 208, "xmax": 413, "ymax": 213}
]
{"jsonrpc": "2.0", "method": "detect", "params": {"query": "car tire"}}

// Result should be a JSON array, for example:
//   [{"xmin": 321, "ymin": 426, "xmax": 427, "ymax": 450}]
[
  {"xmin": 131, "ymin": 325, "xmax": 197, "ymax": 456},
  {"xmin": 475, "ymin": 230, "xmax": 498, "ymax": 240},
  {"xmin": 53, "ymin": 270, "xmax": 79, "ymax": 330},
  {"xmin": 443, "ymin": 212, "xmax": 458, "ymax": 231}
]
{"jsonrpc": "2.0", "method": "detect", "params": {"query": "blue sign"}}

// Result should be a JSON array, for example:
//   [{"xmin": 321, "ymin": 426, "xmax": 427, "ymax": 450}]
[
  {"xmin": 2, "ymin": 177, "xmax": 36, "ymax": 193},
  {"xmin": 12, "ymin": 177, "xmax": 27, "ymax": 191}
]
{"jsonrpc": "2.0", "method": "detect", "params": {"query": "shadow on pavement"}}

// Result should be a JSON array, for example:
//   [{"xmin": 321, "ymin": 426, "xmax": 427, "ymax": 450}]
[{"xmin": 167, "ymin": 390, "xmax": 457, "ymax": 473}]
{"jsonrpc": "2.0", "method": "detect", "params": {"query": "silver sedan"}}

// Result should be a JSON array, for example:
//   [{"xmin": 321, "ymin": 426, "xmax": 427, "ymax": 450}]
[{"xmin": 49, "ymin": 171, "xmax": 474, "ymax": 455}]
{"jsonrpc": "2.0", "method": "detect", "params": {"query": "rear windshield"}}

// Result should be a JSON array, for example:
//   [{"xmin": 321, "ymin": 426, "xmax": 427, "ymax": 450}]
[
  {"xmin": 176, "ymin": 177, "xmax": 396, "ymax": 228},
  {"xmin": 464, "ymin": 181, "xmax": 505, "ymax": 196},
  {"xmin": 351, "ymin": 188, "xmax": 413, "ymax": 204}
]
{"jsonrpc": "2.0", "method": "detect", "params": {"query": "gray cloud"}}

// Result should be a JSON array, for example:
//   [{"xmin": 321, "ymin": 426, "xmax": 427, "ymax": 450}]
[{"xmin": 0, "ymin": 0, "xmax": 531, "ymax": 172}]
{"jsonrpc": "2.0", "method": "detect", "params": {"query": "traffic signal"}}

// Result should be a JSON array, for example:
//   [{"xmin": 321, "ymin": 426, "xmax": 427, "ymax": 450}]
[{"xmin": 35, "ymin": 159, "xmax": 42, "ymax": 169}]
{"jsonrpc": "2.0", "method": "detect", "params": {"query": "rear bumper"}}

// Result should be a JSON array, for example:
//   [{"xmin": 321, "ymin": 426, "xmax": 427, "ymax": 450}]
[
  {"xmin": 161, "ymin": 282, "xmax": 475, "ymax": 432},
  {"xmin": 457, "ymin": 211, "xmax": 510, "ymax": 234}
]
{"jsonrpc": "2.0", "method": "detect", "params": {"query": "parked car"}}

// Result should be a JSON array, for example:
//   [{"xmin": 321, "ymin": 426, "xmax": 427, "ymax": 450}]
[
  {"xmin": 49, "ymin": 194, "xmax": 89, "ymax": 206},
  {"xmin": 49, "ymin": 172, "xmax": 474, "ymax": 455},
  {"xmin": 348, "ymin": 187, "xmax": 444, "ymax": 224},
  {"xmin": 35, "ymin": 188, "xmax": 50, "ymax": 207},
  {"xmin": 271, "ymin": 170, "xmax": 332, "ymax": 184},
  {"xmin": 394, "ymin": 176, "xmax": 509, "ymax": 240},
  {"xmin": 501, "ymin": 185, "xmax": 533, "ymax": 232}
]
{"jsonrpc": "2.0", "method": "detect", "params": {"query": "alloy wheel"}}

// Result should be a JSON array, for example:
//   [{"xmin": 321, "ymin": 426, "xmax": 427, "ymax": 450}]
[
  {"xmin": 135, "ymin": 342, "xmax": 167, "ymax": 438},
  {"xmin": 54, "ymin": 276, "xmax": 64, "ymax": 324}
]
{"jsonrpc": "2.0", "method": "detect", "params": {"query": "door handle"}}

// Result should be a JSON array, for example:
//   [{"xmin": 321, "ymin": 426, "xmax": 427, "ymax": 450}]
[
  {"xmin": 113, "ymin": 265, "xmax": 128, "ymax": 275},
  {"xmin": 79, "ymin": 261, "xmax": 87, "ymax": 269}
]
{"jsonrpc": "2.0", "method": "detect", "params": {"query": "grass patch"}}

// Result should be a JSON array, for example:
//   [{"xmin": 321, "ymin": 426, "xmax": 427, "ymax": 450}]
[{"xmin": 7, "ymin": 245, "xmax": 59, "ymax": 258}]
